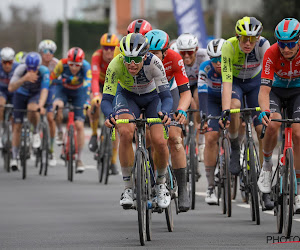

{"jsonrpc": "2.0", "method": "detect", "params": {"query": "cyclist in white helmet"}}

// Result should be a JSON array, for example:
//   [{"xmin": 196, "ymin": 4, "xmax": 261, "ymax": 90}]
[
  {"xmin": 198, "ymin": 38, "xmax": 226, "ymax": 205},
  {"xmin": 38, "ymin": 39, "xmax": 59, "ymax": 166},
  {"xmin": 0, "ymin": 47, "xmax": 19, "ymax": 149},
  {"xmin": 177, "ymin": 33, "xmax": 209, "ymax": 172}
]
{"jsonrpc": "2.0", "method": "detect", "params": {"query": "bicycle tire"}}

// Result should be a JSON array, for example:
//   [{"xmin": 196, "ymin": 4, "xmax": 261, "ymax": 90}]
[
  {"xmin": 165, "ymin": 166, "xmax": 174, "ymax": 232},
  {"xmin": 231, "ymin": 175, "xmax": 237, "ymax": 200},
  {"xmin": 145, "ymin": 156, "xmax": 152, "ymax": 242},
  {"xmin": 249, "ymin": 141, "xmax": 260, "ymax": 225},
  {"xmin": 97, "ymin": 129, "xmax": 105, "ymax": 183},
  {"xmin": 283, "ymin": 148, "xmax": 294, "ymax": 238},
  {"xmin": 135, "ymin": 149, "xmax": 147, "ymax": 246},
  {"xmin": 240, "ymin": 141, "xmax": 249, "ymax": 203},
  {"xmin": 68, "ymin": 125, "xmax": 75, "ymax": 182},
  {"xmin": 275, "ymin": 162, "xmax": 283, "ymax": 233},
  {"xmin": 103, "ymin": 127, "xmax": 111, "ymax": 185},
  {"xmin": 223, "ymin": 137, "xmax": 231, "ymax": 217},
  {"xmin": 21, "ymin": 124, "xmax": 29, "ymax": 180},
  {"xmin": 218, "ymin": 149, "xmax": 226, "ymax": 214},
  {"xmin": 188, "ymin": 138, "xmax": 196, "ymax": 210},
  {"xmin": 42, "ymin": 123, "xmax": 49, "ymax": 176},
  {"xmin": 2, "ymin": 121, "xmax": 11, "ymax": 172}
]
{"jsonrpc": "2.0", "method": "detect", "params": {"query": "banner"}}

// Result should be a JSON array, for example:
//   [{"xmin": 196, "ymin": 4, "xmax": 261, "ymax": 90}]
[{"xmin": 172, "ymin": 0, "xmax": 207, "ymax": 48}]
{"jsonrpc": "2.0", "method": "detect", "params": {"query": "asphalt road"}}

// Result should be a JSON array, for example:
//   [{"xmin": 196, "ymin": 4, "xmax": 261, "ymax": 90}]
[{"xmin": 0, "ymin": 129, "xmax": 300, "ymax": 249}]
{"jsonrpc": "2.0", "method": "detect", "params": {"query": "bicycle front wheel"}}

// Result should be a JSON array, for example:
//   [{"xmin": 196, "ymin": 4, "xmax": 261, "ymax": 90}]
[
  {"xmin": 165, "ymin": 166, "xmax": 174, "ymax": 232},
  {"xmin": 2, "ymin": 121, "xmax": 11, "ymax": 172},
  {"xmin": 68, "ymin": 125, "xmax": 75, "ymax": 182},
  {"xmin": 135, "ymin": 149, "xmax": 147, "ymax": 246},
  {"xmin": 223, "ymin": 137, "xmax": 231, "ymax": 217},
  {"xmin": 188, "ymin": 138, "xmax": 196, "ymax": 210},
  {"xmin": 283, "ymin": 148, "xmax": 294, "ymax": 238},
  {"xmin": 248, "ymin": 141, "xmax": 260, "ymax": 225}
]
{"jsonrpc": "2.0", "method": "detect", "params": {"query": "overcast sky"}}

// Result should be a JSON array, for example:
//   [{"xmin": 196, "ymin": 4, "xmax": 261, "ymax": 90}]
[{"xmin": 0, "ymin": 0, "xmax": 80, "ymax": 23}]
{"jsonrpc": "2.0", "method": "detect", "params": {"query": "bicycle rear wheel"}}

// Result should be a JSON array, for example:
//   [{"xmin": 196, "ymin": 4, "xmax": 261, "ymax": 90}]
[
  {"xmin": 68, "ymin": 125, "xmax": 75, "ymax": 182},
  {"xmin": 223, "ymin": 137, "xmax": 231, "ymax": 217},
  {"xmin": 97, "ymin": 128, "xmax": 105, "ymax": 183},
  {"xmin": 283, "ymin": 148, "xmax": 294, "ymax": 238},
  {"xmin": 103, "ymin": 127, "xmax": 111, "ymax": 185},
  {"xmin": 249, "ymin": 141, "xmax": 260, "ymax": 225},
  {"xmin": 135, "ymin": 149, "xmax": 147, "ymax": 246}
]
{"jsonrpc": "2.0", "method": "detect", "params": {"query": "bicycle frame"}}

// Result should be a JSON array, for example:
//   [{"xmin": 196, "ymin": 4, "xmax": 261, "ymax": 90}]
[{"xmin": 65, "ymin": 110, "xmax": 78, "ymax": 160}]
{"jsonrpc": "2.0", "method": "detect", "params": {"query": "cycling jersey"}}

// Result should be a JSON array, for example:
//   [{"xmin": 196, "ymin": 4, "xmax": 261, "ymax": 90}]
[
  {"xmin": 47, "ymin": 57, "xmax": 59, "ymax": 73},
  {"xmin": 45, "ymin": 57, "xmax": 59, "ymax": 112},
  {"xmin": 91, "ymin": 49, "xmax": 109, "ymax": 96},
  {"xmin": 221, "ymin": 36, "xmax": 270, "ymax": 82},
  {"xmin": 0, "ymin": 61, "xmax": 19, "ymax": 102},
  {"xmin": 163, "ymin": 49, "xmax": 189, "ymax": 93},
  {"xmin": 9, "ymin": 64, "xmax": 50, "ymax": 96},
  {"xmin": 50, "ymin": 58, "xmax": 91, "ymax": 90},
  {"xmin": 261, "ymin": 43, "xmax": 300, "ymax": 88},
  {"xmin": 101, "ymin": 52, "xmax": 172, "ymax": 118}
]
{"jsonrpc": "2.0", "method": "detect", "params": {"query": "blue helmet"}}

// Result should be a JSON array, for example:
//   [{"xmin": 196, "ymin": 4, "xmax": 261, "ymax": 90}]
[
  {"xmin": 145, "ymin": 29, "xmax": 169, "ymax": 51},
  {"xmin": 25, "ymin": 52, "xmax": 41, "ymax": 71},
  {"xmin": 275, "ymin": 18, "xmax": 300, "ymax": 41}
]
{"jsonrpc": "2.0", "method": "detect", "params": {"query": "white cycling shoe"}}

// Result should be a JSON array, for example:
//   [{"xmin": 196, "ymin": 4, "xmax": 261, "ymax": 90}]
[
  {"xmin": 10, "ymin": 159, "xmax": 20, "ymax": 171},
  {"xmin": 156, "ymin": 183, "xmax": 171, "ymax": 209},
  {"xmin": 32, "ymin": 133, "xmax": 41, "ymax": 149},
  {"xmin": 205, "ymin": 187, "xmax": 218, "ymax": 205},
  {"xmin": 120, "ymin": 188, "xmax": 133, "ymax": 208},
  {"xmin": 257, "ymin": 168, "xmax": 272, "ymax": 193},
  {"xmin": 295, "ymin": 195, "xmax": 300, "ymax": 214}
]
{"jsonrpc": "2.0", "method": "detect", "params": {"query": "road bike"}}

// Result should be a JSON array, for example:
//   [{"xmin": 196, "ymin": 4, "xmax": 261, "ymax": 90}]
[{"xmin": 1, "ymin": 104, "xmax": 13, "ymax": 172}]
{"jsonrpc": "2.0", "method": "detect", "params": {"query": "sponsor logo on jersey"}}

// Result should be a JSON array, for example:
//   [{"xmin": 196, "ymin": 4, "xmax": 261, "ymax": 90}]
[
  {"xmin": 277, "ymin": 69, "xmax": 300, "ymax": 77},
  {"xmin": 264, "ymin": 58, "xmax": 273, "ymax": 75}
]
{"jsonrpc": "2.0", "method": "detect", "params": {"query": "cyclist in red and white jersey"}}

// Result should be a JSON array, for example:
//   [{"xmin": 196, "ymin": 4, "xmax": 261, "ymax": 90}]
[
  {"xmin": 258, "ymin": 18, "xmax": 300, "ymax": 212},
  {"xmin": 38, "ymin": 39, "xmax": 59, "ymax": 166},
  {"xmin": 146, "ymin": 29, "xmax": 192, "ymax": 212}
]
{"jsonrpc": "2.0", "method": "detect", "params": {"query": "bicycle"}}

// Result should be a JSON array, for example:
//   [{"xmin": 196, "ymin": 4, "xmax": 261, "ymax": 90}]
[
  {"xmin": 260, "ymin": 107, "xmax": 299, "ymax": 238},
  {"xmin": 184, "ymin": 109, "xmax": 199, "ymax": 210},
  {"xmin": 231, "ymin": 106, "xmax": 261, "ymax": 225},
  {"xmin": 54, "ymin": 104, "xmax": 87, "ymax": 182},
  {"xmin": 35, "ymin": 114, "xmax": 49, "ymax": 176},
  {"xmin": 201, "ymin": 112, "xmax": 232, "ymax": 217},
  {"xmin": 1, "ymin": 104, "xmax": 14, "ymax": 172},
  {"xmin": 115, "ymin": 115, "xmax": 168, "ymax": 246}
]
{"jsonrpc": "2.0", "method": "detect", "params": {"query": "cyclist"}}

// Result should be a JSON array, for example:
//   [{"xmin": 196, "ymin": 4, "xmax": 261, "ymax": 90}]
[
  {"xmin": 0, "ymin": 47, "xmax": 19, "ymax": 149},
  {"xmin": 176, "ymin": 33, "xmax": 209, "ymax": 173},
  {"xmin": 15, "ymin": 51, "xmax": 27, "ymax": 64},
  {"xmin": 88, "ymin": 33, "xmax": 120, "ymax": 174},
  {"xmin": 101, "ymin": 33, "xmax": 173, "ymax": 209},
  {"xmin": 146, "ymin": 29, "xmax": 192, "ymax": 212},
  {"xmin": 220, "ymin": 16, "xmax": 270, "ymax": 176},
  {"xmin": 258, "ymin": 18, "xmax": 300, "ymax": 212},
  {"xmin": 51, "ymin": 47, "xmax": 91, "ymax": 172},
  {"xmin": 198, "ymin": 38, "xmax": 226, "ymax": 205},
  {"xmin": 38, "ymin": 39, "xmax": 59, "ymax": 166},
  {"xmin": 113, "ymin": 19, "xmax": 152, "ymax": 57},
  {"xmin": 8, "ymin": 52, "xmax": 50, "ymax": 171}
]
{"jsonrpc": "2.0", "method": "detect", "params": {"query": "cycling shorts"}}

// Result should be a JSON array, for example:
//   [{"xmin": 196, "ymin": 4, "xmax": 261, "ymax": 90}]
[
  {"xmin": 270, "ymin": 87, "xmax": 300, "ymax": 119},
  {"xmin": 13, "ymin": 92, "xmax": 40, "ymax": 123},
  {"xmin": 54, "ymin": 85, "xmax": 87, "ymax": 121},
  {"xmin": 46, "ymin": 85, "xmax": 56, "ymax": 112},
  {"xmin": 0, "ymin": 86, "xmax": 14, "ymax": 104},
  {"xmin": 206, "ymin": 95, "xmax": 222, "ymax": 132},
  {"xmin": 231, "ymin": 72, "xmax": 261, "ymax": 127}
]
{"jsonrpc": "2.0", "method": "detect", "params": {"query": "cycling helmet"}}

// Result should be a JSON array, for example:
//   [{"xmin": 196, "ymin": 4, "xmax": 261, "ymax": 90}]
[
  {"xmin": 235, "ymin": 16, "xmax": 263, "ymax": 36},
  {"xmin": 127, "ymin": 19, "xmax": 152, "ymax": 35},
  {"xmin": 275, "ymin": 18, "xmax": 300, "ymax": 41},
  {"xmin": 176, "ymin": 33, "xmax": 198, "ymax": 51},
  {"xmin": 100, "ymin": 33, "xmax": 119, "ymax": 46},
  {"xmin": 15, "ymin": 51, "xmax": 27, "ymax": 63},
  {"xmin": 67, "ymin": 47, "xmax": 85, "ymax": 62},
  {"xmin": 119, "ymin": 33, "xmax": 149, "ymax": 57},
  {"xmin": 207, "ymin": 39, "xmax": 226, "ymax": 57},
  {"xmin": 145, "ymin": 29, "xmax": 169, "ymax": 51},
  {"xmin": 25, "ymin": 52, "xmax": 42, "ymax": 70},
  {"xmin": 169, "ymin": 39, "xmax": 178, "ymax": 51},
  {"xmin": 1, "ymin": 47, "xmax": 15, "ymax": 61},
  {"xmin": 38, "ymin": 39, "xmax": 57, "ymax": 53}
]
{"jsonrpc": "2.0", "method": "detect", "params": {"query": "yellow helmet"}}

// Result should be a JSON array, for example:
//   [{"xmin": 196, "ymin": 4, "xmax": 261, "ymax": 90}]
[
  {"xmin": 235, "ymin": 16, "xmax": 263, "ymax": 36},
  {"xmin": 100, "ymin": 33, "xmax": 119, "ymax": 47}
]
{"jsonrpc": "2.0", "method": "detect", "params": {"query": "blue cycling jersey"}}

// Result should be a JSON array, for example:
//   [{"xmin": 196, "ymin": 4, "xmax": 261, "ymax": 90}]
[
  {"xmin": 9, "ymin": 64, "xmax": 50, "ymax": 96},
  {"xmin": 0, "ymin": 61, "xmax": 19, "ymax": 88}
]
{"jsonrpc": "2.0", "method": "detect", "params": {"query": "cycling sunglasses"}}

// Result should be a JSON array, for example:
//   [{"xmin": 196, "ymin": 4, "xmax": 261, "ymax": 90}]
[
  {"xmin": 68, "ymin": 61, "xmax": 83, "ymax": 67},
  {"xmin": 43, "ymin": 49, "xmax": 54, "ymax": 54},
  {"xmin": 179, "ymin": 50, "xmax": 195, "ymax": 56},
  {"xmin": 2, "ymin": 60, "xmax": 13, "ymax": 65},
  {"xmin": 210, "ymin": 56, "xmax": 221, "ymax": 63},
  {"xmin": 124, "ymin": 56, "xmax": 144, "ymax": 64},
  {"xmin": 277, "ymin": 40, "xmax": 299, "ymax": 49},
  {"xmin": 103, "ymin": 46, "xmax": 115, "ymax": 51},
  {"xmin": 239, "ymin": 35, "xmax": 258, "ymax": 43}
]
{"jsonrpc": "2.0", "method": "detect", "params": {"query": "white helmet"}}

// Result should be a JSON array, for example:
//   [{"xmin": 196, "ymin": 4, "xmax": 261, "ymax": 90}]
[
  {"xmin": 1, "ymin": 47, "xmax": 15, "ymax": 61},
  {"xmin": 169, "ymin": 39, "xmax": 178, "ymax": 51},
  {"xmin": 38, "ymin": 39, "xmax": 57, "ymax": 53},
  {"xmin": 207, "ymin": 39, "xmax": 226, "ymax": 57},
  {"xmin": 176, "ymin": 33, "xmax": 198, "ymax": 51}
]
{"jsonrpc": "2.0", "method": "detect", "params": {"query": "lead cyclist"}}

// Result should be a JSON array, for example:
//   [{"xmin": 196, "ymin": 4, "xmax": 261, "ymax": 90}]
[{"xmin": 101, "ymin": 33, "xmax": 173, "ymax": 209}]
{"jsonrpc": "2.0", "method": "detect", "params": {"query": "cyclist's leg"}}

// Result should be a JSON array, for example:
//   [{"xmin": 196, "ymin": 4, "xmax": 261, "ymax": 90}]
[
  {"xmin": 204, "ymin": 95, "xmax": 221, "ymax": 205},
  {"xmin": 258, "ymin": 89, "xmax": 281, "ymax": 194},
  {"xmin": 0, "ymin": 88, "xmax": 7, "ymax": 148},
  {"xmin": 88, "ymin": 89, "xmax": 101, "ymax": 152},
  {"xmin": 229, "ymin": 79, "xmax": 242, "ymax": 175},
  {"xmin": 11, "ymin": 93, "xmax": 28, "ymax": 170},
  {"xmin": 53, "ymin": 86, "xmax": 67, "ymax": 144},
  {"xmin": 46, "ymin": 85, "xmax": 56, "ymax": 159},
  {"xmin": 27, "ymin": 93, "xmax": 41, "ymax": 149}
]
